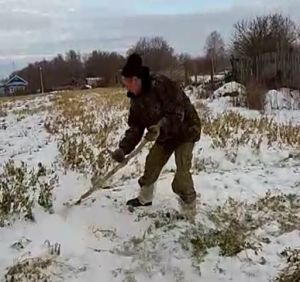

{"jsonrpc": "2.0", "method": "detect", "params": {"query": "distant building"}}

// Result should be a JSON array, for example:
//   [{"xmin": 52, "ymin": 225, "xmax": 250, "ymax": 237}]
[
  {"xmin": 86, "ymin": 77, "xmax": 104, "ymax": 88},
  {"xmin": 0, "ymin": 75, "xmax": 28, "ymax": 96}
]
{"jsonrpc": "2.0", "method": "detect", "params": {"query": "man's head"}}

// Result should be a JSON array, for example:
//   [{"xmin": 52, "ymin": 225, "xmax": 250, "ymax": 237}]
[
  {"xmin": 121, "ymin": 76, "xmax": 142, "ymax": 95},
  {"xmin": 121, "ymin": 53, "xmax": 148, "ymax": 95}
]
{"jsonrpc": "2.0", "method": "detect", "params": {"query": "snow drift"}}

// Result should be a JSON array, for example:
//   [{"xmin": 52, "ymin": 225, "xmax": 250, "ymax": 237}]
[{"xmin": 264, "ymin": 88, "xmax": 300, "ymax": 111}]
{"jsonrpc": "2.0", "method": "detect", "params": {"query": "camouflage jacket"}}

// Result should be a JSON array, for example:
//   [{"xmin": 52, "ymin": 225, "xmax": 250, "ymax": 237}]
[{"xmin": 119, "ymin": 74, "xmax": 201, "ymax": 154}]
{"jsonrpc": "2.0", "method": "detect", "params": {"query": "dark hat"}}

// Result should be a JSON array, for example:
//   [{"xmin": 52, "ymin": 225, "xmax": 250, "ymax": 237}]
[{"xmin": 121, "ymin": 53, "xmax": 143, "ymax": 78}]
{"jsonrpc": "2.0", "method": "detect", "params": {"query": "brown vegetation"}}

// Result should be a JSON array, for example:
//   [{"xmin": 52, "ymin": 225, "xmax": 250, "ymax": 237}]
[{"xmin": 245, "ymin": 80, "xmax": 267, "ymax": 110}]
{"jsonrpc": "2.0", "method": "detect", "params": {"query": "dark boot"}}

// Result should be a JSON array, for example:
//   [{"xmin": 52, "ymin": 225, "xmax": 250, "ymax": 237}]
[{"xmin": 126, "ymin": 198, "xmax": 152, "ymax": 207}]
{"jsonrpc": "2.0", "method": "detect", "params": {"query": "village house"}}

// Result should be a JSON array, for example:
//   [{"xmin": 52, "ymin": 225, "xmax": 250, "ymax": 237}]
[
  {"xmin": 0, "ymin": 75, "xmax": 28, "ymax": 96},
  {"xmin": 86, "ymin": 77, "xmax": 104, "ymax": 88}
]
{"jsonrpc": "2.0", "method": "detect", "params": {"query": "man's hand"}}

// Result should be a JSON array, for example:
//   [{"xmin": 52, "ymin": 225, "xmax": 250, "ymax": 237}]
[
  {"xmin": 144, "ymin": 124, "xmax": 160, "ymax": 142},
  {"xmin": 111, "ymin": 148, "xmax": 125, "ymax": 163}
]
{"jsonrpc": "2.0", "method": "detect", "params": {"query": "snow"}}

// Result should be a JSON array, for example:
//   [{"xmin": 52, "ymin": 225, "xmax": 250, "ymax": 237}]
[
  {"xmin": 265, "ymin": 88, "xmax": 300, "ymax": 111},
  {"xmin": 206, "ymin": 92, "xmax": 300, "ymax": 125},
  {"xmin": 212, "ymin": 83, "xmax": 300, "ymax": 112},
  {"xmin": 0, "ymin": 91, "xmax": 300, "ymax": 281},
  {"xmin": 190, "ymin": 74, "xmax": 225, "ymax": 84},
  {"xmin": 185, "ymin": 85, "xmax": 208, "ymax": 101},
  {"xmin": 213, "ymin": 81, "xmax": 246, "ymax": 99},
  {"xmin": 190, "ymin": 75, "xmax": 211, "ymax": 84}
]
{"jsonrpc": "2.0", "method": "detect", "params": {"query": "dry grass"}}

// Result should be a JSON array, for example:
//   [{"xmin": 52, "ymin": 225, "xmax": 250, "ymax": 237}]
[
  {"xmin": 193, "ymin": 100, "xmax": 211, "ymax": 122},
  {"xmin": 276, "ymin": 248, "xmax": 300, "ymax": 282},
  {"xmin": 4, "ymin": 243, "xmax": 63, "ymax": 282},
  {"xmin": 210, "ymin": 192, "xmax": 300, "ymax": 235},
  {"xmin": 0, "ymin": 93, "xmax": 39, "ymax": 104},
  {"xmin": 4, "ymin": 257, "xmax": 53, "ymax": 282},
  {"xmin": 1, "ymin": 87, "xmax": 299, "ymax": 280},
  {"xmin": 44, "ymin": 89, "xmax": 300, "ymax": 179},
  {"xmin": 45, "ymin": 88, "xmax": 129, "ymax": 178},
  {"xmin": 0, "ymin": 92, "xmax": 54, "ymax": 119},
  {"xmin": 201, "ymin": 112, "xmax": 300, "ymax": 150},
  {"xmin": 184, "ymin": 192, "xmax": 300, "ymax": 266},
  {"xmin": 187, "ymin": 221, "xmax": 255, "ymax": 260},
  {"xmin": 117, "ymin": 191, "xmax": 300, "ymax": 275},
  {"xmin": 13, "ymin": 104, "xmax": 52, "ymax": 117},
  {"xmin": 0, "ymin": 160, "xmax": 58, "ymax": 226},
  {"xmin": 45, "ymin": 88, "xmax": 127, "ymax": 135}
]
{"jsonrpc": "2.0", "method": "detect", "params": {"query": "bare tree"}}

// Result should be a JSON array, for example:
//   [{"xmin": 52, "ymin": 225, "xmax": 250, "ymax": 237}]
[
  {"xmin": 127, "ymin": 36, "xmax": 176, "ymax": 72},
  {"xmin": 177, "ymin": 53, "xmax": 194, "ymax": 85},
  {"xmin": 65, "ymin": 50, "xmax": 83, "ymax": 84},
  {"xmin": 204, "ymin": 31, "xmax": 225, "ymax": 88},
  {"xmin": 13, "ymin": 36, "xmax": 202, "ymax": 92},
  {"xmin": 205, "ymin": 31, "xmax": 225, "ymax": 72},
  {"xmin": 84, "ymin": 51, "xmax": 124, "ymax": 84},
  {"xmin": 14, "ymin": 49, "xmax": 125, "ymax": 92},
  {"xmin": 232, "ymin": 13, "xmax": 298, "ymax": 58},
  {"xmin": 191, "ymin": 56, "xmax": 210, "ymax": 75}
]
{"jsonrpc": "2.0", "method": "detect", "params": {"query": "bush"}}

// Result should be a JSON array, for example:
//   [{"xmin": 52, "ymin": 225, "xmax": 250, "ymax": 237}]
[
  {"xmin": 246, "ymin": 79, "xmax": 266, "ymax": 110},
  {"xmin": 189, "ymin": 221, "xmax": 252, "ymax": 260},
  {"xmin": 0, "ymin": 160, "xmax": 58, "ymax": 227},
  {"xmin": 4, "ymin": 256, "xmax": 53, "ymax": 282},
  {"xmin": 276, "ymin": 248, "xmax": 300, "ymax": 282}
]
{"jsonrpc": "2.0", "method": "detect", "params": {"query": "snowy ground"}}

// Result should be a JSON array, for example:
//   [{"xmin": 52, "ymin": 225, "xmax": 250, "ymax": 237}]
[{"xmin": 0, "ymin": 89, "xmax": 300, "ymax": 282}]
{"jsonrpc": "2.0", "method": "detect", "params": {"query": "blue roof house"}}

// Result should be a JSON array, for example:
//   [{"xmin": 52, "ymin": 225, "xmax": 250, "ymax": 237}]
[{"xmin": 0, "ymin": 75, "xmax": 28, "ymax": 96}]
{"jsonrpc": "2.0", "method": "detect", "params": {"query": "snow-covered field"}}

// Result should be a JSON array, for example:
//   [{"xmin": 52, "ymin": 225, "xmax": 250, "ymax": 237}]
[{"xmin": 0, "ymin": 88, "xmax": 300, "ymax": 282}]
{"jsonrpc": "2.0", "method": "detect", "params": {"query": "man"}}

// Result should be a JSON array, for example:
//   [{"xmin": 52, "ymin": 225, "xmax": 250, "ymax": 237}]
[{"xmin": 111, "ymin": 53, "xmax": 201, "ymax": 216}]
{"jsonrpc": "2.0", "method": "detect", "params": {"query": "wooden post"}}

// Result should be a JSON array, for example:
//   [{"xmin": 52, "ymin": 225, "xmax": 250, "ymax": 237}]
[
  {"xmin": 210, "ymin": 53, "xmax": 215, "ymax": 90},
  {"xmin": 39, "ymin": 67, "xmax": 44, "ymax": 94}
]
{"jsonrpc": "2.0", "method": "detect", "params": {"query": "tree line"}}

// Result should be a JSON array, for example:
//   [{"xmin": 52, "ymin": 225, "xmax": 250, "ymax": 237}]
[{"xmin": 11, "ymin": 12, "xmax": 300, "ymax": 93}]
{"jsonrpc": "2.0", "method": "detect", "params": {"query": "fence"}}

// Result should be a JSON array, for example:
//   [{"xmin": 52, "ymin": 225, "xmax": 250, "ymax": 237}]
[{"xmin": 233, "ymin": 50, "xmax": 300, "ymax": 90}]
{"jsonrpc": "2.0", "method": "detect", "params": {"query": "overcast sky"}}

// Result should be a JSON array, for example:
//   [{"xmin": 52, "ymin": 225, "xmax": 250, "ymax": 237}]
[{"xmin": 0, "ymin": 0, "xmax": 299, "ymax": 78}]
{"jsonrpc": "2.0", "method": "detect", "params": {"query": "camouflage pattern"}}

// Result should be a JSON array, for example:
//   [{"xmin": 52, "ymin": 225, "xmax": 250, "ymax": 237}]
[
  {"xmin": 119, "ymin": 74, "xmax": 200, "ymax": 204},
  {"xmin": 119, "ymin": 74, "xmax": 201, "ymax": 154}
]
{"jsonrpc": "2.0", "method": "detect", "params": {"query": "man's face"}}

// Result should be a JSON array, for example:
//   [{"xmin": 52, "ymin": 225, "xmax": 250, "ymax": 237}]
[{"xmin": 122, "ymin": 76, "xmax": 142, "ymax": 95}]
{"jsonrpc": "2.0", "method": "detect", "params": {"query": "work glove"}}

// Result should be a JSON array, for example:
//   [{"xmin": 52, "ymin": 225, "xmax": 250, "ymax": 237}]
[
  {"xmin": 111, "ymin": 148, "xmax": 125, "ymax": 163},
  {"xmin": 144, "ymin": 124, "xmax": 160, "ymax": 142}
]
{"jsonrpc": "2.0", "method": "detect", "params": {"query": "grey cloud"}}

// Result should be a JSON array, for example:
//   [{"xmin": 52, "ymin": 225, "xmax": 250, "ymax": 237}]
[
  {"xmin": 1, "ymin": 0, "xmax": 300, "ymax": 78},
  {"xmin": 46, "ymin": 1, "xmax": 300, "ymax": 57},
  {"xmin": 0, "ymin": 0, "xmax": 80, "ymax": 32},
  {"xmin": 0, "ymin": 54, "xmax": 54, "ymax": 78},
  {"xmin": 0, "ymin": 0, "xmax": 81, "ymax": 14},
  {"xmin": 0, "ymin": 11, "xmax": 52, "ymax": 31},
  {"xmin": 119, "ymin": 2, "xmax": 300, "ymax": 55}
]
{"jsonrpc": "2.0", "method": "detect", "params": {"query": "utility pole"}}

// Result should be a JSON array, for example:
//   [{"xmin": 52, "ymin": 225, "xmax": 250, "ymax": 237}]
[{"xmin": 39, "ymin": 67, "xmax": 44, "ymax": 94}]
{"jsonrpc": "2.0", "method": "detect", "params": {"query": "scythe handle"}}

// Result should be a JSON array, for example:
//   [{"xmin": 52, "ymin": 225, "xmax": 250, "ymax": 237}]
[{"xmin": 71, "ymin": 137, "xmax": 149, "ymax": 206}]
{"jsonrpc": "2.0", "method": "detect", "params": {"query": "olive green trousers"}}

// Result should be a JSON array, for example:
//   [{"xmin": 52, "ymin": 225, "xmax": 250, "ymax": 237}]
[{"xmin": 138, "ymin": 142, "xmax": 196, "ymax": 204}]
